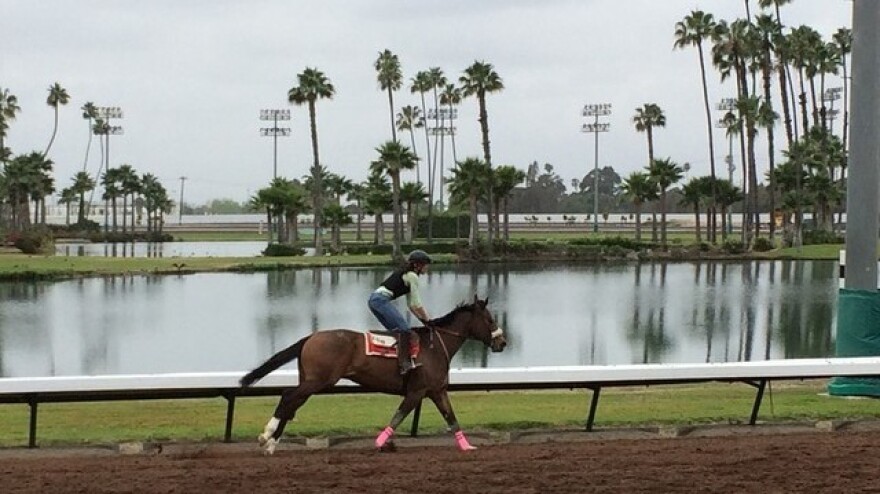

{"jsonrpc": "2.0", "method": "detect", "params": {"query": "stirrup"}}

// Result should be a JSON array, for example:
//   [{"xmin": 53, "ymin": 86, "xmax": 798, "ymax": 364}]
[{"xmin": 399, "ymin": 358, "xmax": 421, "ymax": 375}]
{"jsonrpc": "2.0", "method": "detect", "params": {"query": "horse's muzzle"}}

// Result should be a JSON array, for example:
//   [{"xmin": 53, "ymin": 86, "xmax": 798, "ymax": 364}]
[{"xmin": 490, "ymin": 327, "xmax": 507, "ymax": 352}]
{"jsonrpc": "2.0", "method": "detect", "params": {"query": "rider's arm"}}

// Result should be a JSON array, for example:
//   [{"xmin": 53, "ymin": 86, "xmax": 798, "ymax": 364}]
[{"xmin": 403, "ymin": 271, "xmax": 430, "ymax": 323}]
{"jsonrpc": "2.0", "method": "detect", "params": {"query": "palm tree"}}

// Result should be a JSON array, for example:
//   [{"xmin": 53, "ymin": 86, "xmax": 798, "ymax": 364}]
[
  {"xmin": 117, "ymin": 164, "xmax": 140, "ymax": 233},
  {"xmin": 59, "ymin": 187, "xmax": 77, "ymax": 226},
  {"xmin": 831, "ymin": 28, "xmax": 852, "ymax": 152},
  {"xmin": 371, "ymin": 141, "xmax": 419, "ymax": 261},
  {"xmin": 362, "ymin": 170, "xmax": 392, "ymax": 245},
  {"xmin": 101, "ymin": 167, "xmax": 123, "ymax": 232},
  {"xmin": 399, "ymin": 181, "xmax": 428, "ymax": 242},
  {"xmin": 346, "ymin": 183, "xmax": 366, "ymax": 242},
  {"xmin": 447, "ymin": 157, "xmax": 491, "ymax": 248},
  {"xmin": 375, "ymin": 49, "xmax": 402, "ymax": 142},
  {"xmin": 395, "ymin": 105, "xmax": 425, "ymax": 182},
  {"xmin": 460, "ymin": 61, "xmax": 504, "ymax": 247},
  {"xmin": 323, "ymin": 203, "xmax": 352, "ymax": 251},
  {"xmin": 70, "ymin": 171, "xmax": 95, "ymax": 224},
  {"xmin": 633, "ymin": 104, "xmax": 666, "ymax": 168},
  {"xmin": 680, "ymin": 177, "xmax": 705, "ymax": 243},
  {"xmin": 140, "ymin": 173, "xmax": 162, "ymax": 233},
  {"xmin": 0, "ymin": 87, "xmax": 21, "ymax": 163},
  {"xmin": 80, "ymin": 102, "xmax": 98, "ymax": 172},
  {"xmin": 492, "ymin": 165, "xmax": 526, "ymax": 241},
  {"xmin": 410, "ymin": 72, "xmax": 435, "ymax": 198},
  {"xmin": 674, "ymin": 11, "xmax": 720, "ymax": 242},
  {"xmin": 647, "ymin": 158, "xmax": 684, "ymax": 249},
  {"xmin": 44, "ymin": 82, "xmax": 70, "ymax": 157},
  {"xmin": 288, "ymin": 67, "xmax": 335, "ymax": 256},
  {"xmin": 620, "ymin": 172, "xmax": 655, "ymax": 243}
]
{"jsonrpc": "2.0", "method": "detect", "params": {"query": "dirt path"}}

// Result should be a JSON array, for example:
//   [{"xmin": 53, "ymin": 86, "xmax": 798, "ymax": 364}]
[{"xmin": 2, "ymin": 427, "xmax": 879, "ymax": 493}]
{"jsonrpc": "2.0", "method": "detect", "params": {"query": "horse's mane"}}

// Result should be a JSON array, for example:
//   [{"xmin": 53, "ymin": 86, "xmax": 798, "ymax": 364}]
[{"xmin": 427, "ymin": 301, "xmax": 476, "ymax": 328}]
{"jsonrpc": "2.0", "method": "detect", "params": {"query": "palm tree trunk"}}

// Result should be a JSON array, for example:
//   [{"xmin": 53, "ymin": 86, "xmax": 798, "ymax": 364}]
[
  {"xmin": 503, "ymin": 197, "xmax": 510, "ymax": 241},
  {"xmin": 469, "ymin": 194, "xmax": 478, "ymax": 248},
  {"xmin": 387, "ymin": 88, "xmax": 396, "ymax": 142},
  {"xmin": 693, "ymin": 205, "xmax": 702, "ymax": 243},
  {"xmin": 44, "ymin": 108, "xmax": 59, "ymax": 156},
  {"xmin": 634, "ymin": 203, "xmax": 642, "ymax": 242},
  {"xmin": 660, "ymin": 190, "xmax": 668, "ymax": 248},
  {"xmin": 478, "ymin": 92, "xmax": 494, "ymax": 248},
  {"xmin": 697, "ymin": 42, "xmax": 718, "ymax": 243},
  {"xmin": 308, "ymin": 100, "xmax": 324, "ymax": 256},
  {"xmin": 419, "ymin": 92, "xmax": 434, "ymax": 242},
  {"xmin": 391, "ymin": 172, "xmax": 402, "ymax": 261}
]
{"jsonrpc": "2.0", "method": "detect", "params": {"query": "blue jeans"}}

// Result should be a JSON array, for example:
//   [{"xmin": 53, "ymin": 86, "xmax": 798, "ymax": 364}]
[{"xmin": 368, "ymin": 292, "xmax": 411, "ymax": 333}]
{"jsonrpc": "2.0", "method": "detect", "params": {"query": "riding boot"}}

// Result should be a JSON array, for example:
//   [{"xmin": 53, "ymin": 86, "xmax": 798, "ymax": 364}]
[{"xmin": 397, "ymin": 332, "xmax": 420, "ymax": 375}]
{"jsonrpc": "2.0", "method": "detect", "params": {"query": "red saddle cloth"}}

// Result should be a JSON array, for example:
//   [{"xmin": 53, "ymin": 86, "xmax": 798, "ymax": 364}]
[{"xmin": 364, "ymin": 332, "xmax": 399, "ymax": 358}]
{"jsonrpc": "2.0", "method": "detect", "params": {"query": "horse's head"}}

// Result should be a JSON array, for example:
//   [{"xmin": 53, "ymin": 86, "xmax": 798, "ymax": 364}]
[{"xmin": 469, "ymin": 295, "xmax": 507, "ymax": 352}]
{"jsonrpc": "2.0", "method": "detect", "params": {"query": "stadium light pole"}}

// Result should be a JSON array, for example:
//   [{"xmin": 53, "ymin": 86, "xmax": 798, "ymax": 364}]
[
  {"xmin": 178, "ymin": 176, "xmax": 186, "ymax": 225},
  {"xmin": 260, "ymin": 109, "xmax": 291, "ymax": 180},
  {"xmin": 428, "ymin": 107, "xmax": 457, "ymax": 209},
  {"xmin": 716, "ymin": 98, "xmax": 737, "ymax": 235},
  {"xmin": 822, "ymin": 87, "xmax": 843, "ymax": 133},
  {"xmin": 581, "ymin": 103, "xmax": 611, "ymax": 233}
]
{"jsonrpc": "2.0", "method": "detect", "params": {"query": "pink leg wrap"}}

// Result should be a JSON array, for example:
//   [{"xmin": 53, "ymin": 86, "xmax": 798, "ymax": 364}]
[
  {"xmin": 375, "ymin": 426, "xmax": 395, "ymax": 449},
  {"xmin": 455, "ymin": 430, "xmax": 476, "ymax": 451}
]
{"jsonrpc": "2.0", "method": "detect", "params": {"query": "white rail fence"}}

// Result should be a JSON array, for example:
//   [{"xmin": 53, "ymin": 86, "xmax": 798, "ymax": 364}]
[{"xmin": 2, "ymin": 357, "xmax": 879, "ymax": 448}]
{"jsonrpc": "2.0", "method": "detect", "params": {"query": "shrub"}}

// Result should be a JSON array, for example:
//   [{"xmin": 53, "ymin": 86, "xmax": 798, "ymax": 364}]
[
  {"xmin": 722, "ymin": 239, "xmax": 745, "ymax": 254},
  {"xmin": 752, "ymin": 237, "xmax": 775, "ymax": 252},
  {"xmin": 262, "ymin": 243, "xmax": 306, "ymax": 257},
  {"xmin": 415, "ymin": 213, "xmax": 470, "ymax": 239},
  {"xmin": 14, "ymin": 227, "xmax": 55, "ymax": 254},
  {"xmin": 802, "ymin": 229, "xmax": 843, "ymax": 245}
]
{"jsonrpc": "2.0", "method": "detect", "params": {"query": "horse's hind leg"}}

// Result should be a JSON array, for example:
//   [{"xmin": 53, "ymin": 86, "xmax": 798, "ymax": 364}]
[{"xmin": 259, "ymin": 379, "xmax": 329, "ymax": 455}]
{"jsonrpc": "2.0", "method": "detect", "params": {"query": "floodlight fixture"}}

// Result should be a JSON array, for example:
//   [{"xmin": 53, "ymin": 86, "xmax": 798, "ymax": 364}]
[
  {"xmin": 427, "ymin": 108, "xmax": 458, "ymax": 120},
  {"xmin": 582, "ymin": 103, "xmax": 611, "ymax": 117}
]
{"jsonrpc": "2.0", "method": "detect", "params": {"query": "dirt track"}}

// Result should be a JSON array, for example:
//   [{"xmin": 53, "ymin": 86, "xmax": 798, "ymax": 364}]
[{"xmin": 2, "ymin": 427, "xmax": 880, "ymax": 493}]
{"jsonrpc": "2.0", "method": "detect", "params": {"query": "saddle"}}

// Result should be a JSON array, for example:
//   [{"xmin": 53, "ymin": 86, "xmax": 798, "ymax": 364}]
[{"xmin": 364, "ymin": 330, "xmax": 423, "ymax": 359}]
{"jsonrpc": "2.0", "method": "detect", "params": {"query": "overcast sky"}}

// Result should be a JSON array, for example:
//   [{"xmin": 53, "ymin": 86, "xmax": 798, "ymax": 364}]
[{"xmin": 2, "ymin": 1, "xmax": 852, "ymax": 205}]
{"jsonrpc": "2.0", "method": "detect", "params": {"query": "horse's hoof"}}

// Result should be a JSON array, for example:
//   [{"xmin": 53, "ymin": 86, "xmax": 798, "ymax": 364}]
[
  {"xmin": 377, "ymin": 440, "xmax": 397, "ymax": 453},
  {"xmin": 258, "ymin": 433, "xmax": 269, "ymax": 447},
  {"xmin": 263, "ymin": 438, "xmax": 278, "ymax": 456},
  {"xmin": 458, "ymin": 445, "xmax": 478, "ymax": 452}
]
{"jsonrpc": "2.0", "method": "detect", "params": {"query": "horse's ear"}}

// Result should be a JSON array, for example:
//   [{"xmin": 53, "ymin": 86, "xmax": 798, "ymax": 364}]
[{"xmin": 473, "ymin": 294, "xmax": 479, "ymax": 305}]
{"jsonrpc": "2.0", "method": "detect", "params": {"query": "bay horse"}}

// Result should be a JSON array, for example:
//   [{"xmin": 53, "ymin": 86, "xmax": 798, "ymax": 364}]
[{"xmin": 239, "ymin": 295, "xmax": 507, "ymax": 455}]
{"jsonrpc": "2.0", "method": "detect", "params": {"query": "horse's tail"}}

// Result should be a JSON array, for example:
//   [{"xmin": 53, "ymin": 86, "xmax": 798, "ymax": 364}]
[{"xmin": 239, "ymin": 336, "xmax": 311, "ymax": 388}]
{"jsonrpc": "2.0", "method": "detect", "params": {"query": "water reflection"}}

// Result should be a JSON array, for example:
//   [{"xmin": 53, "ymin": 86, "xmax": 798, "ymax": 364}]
[{"xmin": 0, "ymin": 261, "xmax": 840, "ymax": 378}]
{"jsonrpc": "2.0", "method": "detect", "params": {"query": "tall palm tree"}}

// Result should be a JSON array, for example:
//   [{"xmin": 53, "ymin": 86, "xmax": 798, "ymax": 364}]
[
  {"xmin": 447, "ymin": 157, "xmax": 491, "ymax": 248},
  {"xmin": 620, "ymin": 172, "xmax": 655, "ymax": 243},
  {"xmin": 323, "ymin": 203, "xmax": 352, "ymax": 251},
  {"xmin": 410, "ymin": 72, "xmax": 435, "ymax": 197},
  {"xmin": 647, "ymin": 158, "xmax": 684, "ymax": 249},
  {"xmin": 395, "ymin": 105, "xmax": 424, "ymax": 182},
  {"xmin": 674, "ymin": 11, "xmax": 720, "ymax": 242},
  {"xmin": 44, "ymin": 82, "xmax": 70, "ymax": 157},
  {"xmin": 371, "ymin": 141, "xmax": 419, "ymax": 261},
  {"xmin": 374, "ymin": 49, "xmax": 402, "ymax": 142},
  {"xmin": 492, "ymin": 165, "xmax": 526, "ymax": 241},
  {"xmin": 70, "ymin": 171, "xmax": 95, "ymax": 224},
  {"xmin": 362, "ymin": 170, "xmax": 392, "ymax": 245},
  {"xmin": 80, "ymin": 102, "xmax": 98, "ymax": 172},
  {"xmin": 0, "ymin": 87, "xmax": 21, "ymax": 163},
  {"xmin": 633, "ymin": 103, "xmax": 666, "ymax": 170},
  {"xmin": 288, "ymin": 67, "xmax": 335, "ymax": 256},
  {"xmin": 459, "ymin": 61, "xmax": 504, "ymax": 247},
  {"xmin": 831, "ymin": 28, "xmax": 852, "ymax": 151},
  {"xmin": 102, "ymin": 167, "xmax": 123, "ymax": 232}
]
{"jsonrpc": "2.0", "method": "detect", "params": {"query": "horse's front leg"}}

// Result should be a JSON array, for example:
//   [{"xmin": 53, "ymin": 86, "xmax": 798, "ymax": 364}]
[
  {"xmin": 374, "ymin": 388, "xmax": 427, "ymax": 450},
  {"xmin": 427, "ymin": 389, "xmax": 477, "ymax": 451}
]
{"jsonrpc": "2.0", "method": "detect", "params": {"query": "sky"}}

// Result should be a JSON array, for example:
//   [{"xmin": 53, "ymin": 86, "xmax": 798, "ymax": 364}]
[{"xmin": 2, "ymin": 0, "xmax": 852, "ymax": 206}]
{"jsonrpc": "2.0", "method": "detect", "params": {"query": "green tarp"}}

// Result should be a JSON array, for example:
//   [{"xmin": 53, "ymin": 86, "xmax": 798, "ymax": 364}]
[{"xmin": 828, "ymin": 288, "xmax": 880, "ymax": 396}]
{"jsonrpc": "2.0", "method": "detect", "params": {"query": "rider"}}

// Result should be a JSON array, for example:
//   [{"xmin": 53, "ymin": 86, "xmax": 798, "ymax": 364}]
[{"xmin": 368, "ymin": 250, "xmax": 432, "ymax": 375}]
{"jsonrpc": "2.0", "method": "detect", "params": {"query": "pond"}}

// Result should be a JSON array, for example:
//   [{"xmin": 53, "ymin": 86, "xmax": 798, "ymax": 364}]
[{"xmin": 0, "ymin": 261, "xmax": 838, "ymax": 378}]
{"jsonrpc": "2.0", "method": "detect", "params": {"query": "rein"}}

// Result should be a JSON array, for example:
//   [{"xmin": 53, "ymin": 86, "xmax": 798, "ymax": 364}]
[{"xmin": 428, "ymin": 325, "xmax": 461, "ymax": 362}]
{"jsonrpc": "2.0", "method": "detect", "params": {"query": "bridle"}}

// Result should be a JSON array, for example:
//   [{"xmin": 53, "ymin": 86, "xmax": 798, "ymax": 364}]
[{"xmin": 428, "ymin": 324, "xmax": 504, "ymax": 363}]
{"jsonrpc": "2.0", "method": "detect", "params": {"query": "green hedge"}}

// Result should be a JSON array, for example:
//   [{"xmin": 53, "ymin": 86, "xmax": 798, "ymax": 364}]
[
  {"xmin": 262, "ymin": 243, "xmax": 306, "ymax": 257},
  {"xmin": 344, "ymin": 242, "xmax": 464, "ymax": 256},
  {"xmin": 416, "ymin": 213, "xmax": 470, "ymax": 239}
]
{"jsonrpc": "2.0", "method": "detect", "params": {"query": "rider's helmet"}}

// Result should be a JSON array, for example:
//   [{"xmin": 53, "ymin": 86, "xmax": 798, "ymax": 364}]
[{"xmin": 407, "ymin": 249, "xmax": 432, "ymax": 265}]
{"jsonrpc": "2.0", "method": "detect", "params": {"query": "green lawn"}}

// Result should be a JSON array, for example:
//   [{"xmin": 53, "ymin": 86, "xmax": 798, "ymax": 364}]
[{"xmin": 1, "ymin": 382, "xmax": 877, "ymax": 447}]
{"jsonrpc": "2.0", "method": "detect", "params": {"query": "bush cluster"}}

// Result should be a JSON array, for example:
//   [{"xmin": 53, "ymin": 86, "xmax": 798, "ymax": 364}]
[{"xmin": 262, "ymin": 243, "xmax": 306, "ymax": 257}]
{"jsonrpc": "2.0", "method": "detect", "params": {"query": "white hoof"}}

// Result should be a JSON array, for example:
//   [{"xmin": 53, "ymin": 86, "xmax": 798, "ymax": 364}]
[
  {"xmin": 263, "ymin": 437, "xmax": 279, "ymax": 456},
  {"xmin": 258, "ymin": 432, "xmax": 270, "ymax": 447}
]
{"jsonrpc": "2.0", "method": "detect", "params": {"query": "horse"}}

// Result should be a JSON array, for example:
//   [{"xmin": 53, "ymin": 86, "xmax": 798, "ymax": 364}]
[{"xmin": 239, "ymin": 295, "xmax": 507, "ymax": 455}]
